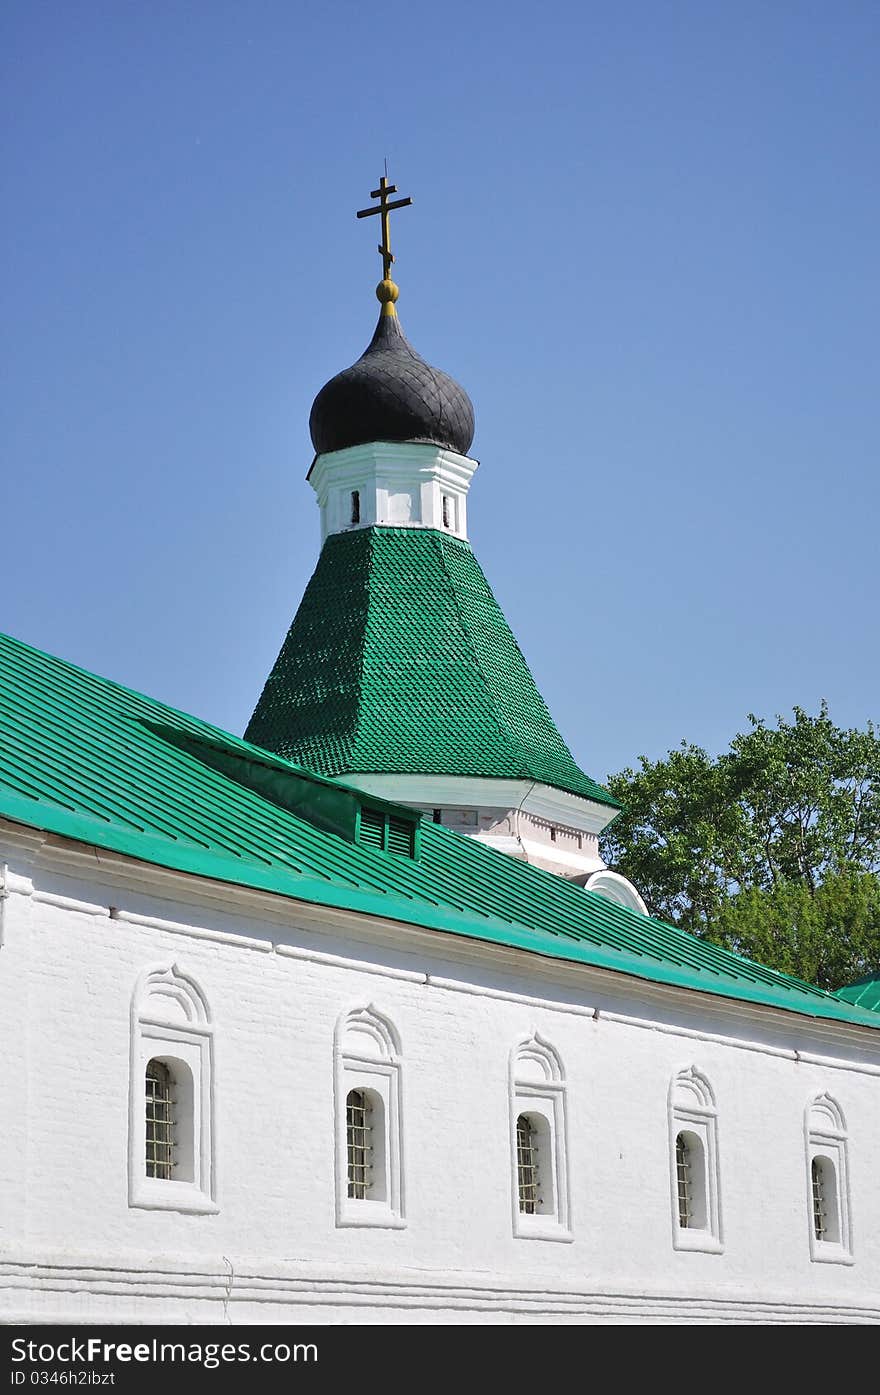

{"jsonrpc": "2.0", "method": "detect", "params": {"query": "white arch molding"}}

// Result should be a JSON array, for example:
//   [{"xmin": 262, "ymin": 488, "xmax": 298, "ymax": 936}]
[
  {"xmin": 128, "ymin": 962, "xmax": 217, "ymax": 1213},
  {"xmin": 509, "ymin": 1032, "xmax": 572, "ymax": 1242},
  {"xmin": 668, "ymin": 1066, "xmax": 722, "ymax": 1253},
  {"xmin": 584, "ymin": 870, "xmax": 649, "ymax": 916},
  {"xmin": 334, "ymin": 1004, "xmax": 405, "ymax": 1229},
  {"xmin": 805, "ymin": 1093, "xmax": 853, "ymax": 1264}
]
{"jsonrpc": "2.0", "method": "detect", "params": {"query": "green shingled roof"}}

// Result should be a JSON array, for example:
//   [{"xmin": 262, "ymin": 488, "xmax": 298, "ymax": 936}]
[
  {"xmin": 244, "ymin": 527, "xmax": 618, "ymax": 809},
  {"xmin": 0, "ymin": 629, "xmax": 877, "ymax": 1031}
]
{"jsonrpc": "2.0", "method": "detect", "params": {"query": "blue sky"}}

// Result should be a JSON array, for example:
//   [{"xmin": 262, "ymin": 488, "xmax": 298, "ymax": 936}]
[{"xmin": 3, "ymin": 1, "xmax": 878, "ymax": 782}]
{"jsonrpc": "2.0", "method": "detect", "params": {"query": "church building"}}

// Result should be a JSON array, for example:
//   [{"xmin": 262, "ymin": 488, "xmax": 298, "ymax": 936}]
[{"xmin": 1, "ymin": 180, "xmax": 878, "ymax": 1324}]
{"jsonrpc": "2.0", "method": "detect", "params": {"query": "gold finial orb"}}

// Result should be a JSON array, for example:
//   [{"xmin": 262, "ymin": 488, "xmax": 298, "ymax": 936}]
[{"xmin": 376, "ymin": 277, "xmax": 400, "ymax": 316}]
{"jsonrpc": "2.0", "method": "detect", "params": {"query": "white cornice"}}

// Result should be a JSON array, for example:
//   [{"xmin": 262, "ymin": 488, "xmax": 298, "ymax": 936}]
[
  {"xmin": 336, "ymin": 773, "xmax": 619, "ymax": 836},
  {"xmin": 4, "ymin": 817, "xmax": 879, "ymax": 1055},
  {"xmin": 308, "ymin": 441, "xmax": 480, "ymax": 541},
  {"xmin": 308, "ymin": 440, "xmax": 479, "ymax": 486},
  {"xmin": 517, "ymin": 837, "xmax": 605, "ymax": 876}
]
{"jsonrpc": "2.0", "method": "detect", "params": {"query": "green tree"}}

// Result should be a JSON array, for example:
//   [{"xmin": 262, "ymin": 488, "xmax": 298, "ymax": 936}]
[
  {"xmin": 712, "ymin": 870, "xmax": 880, "ymax": 991},
  {"xmin": 600, "ymin": 704, "xmax": 880, "ymax": 989}
]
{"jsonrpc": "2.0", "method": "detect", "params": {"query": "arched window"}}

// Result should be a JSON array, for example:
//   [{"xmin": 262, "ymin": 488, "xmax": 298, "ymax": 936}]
[
  {"xmin": 668, "ymin": 1068, "xmax": 722, "ymax": 1252},
  {"xmin": 335, "ymin": 1006, "xmax": 404, "ymax": 1228},
  {"xmin": 509, "ymin": 1035, "xmax": 570, "ymax": 1239},
  {"xmin": 346, "ymin": 1087, "xmax": 386, "ymax": 1200},
  {"xmin": 811, "ymin": 1156, "xmax": 832, "ymax": 1241},
  {"xmin": 346, "ymin": 1088, "xmax": 369, "ymax": 1198},
  {"xmin": 806, "ymin": 1095, "xmax": 852, "ymax": 1263},
  {"xmin": 129, "ymin": 964, "xmax": 216, "ymax": 1213},
  {"xmin": 674, "ymin": 1130, "xmax": 709, "ymax": 1230},
  {"xmin": 145, "ymin": 1059, "xmax": 174, "ymax": 1180},
  {"xmin": 516, "ymin": 1112, "xmax": 552, "ymax": 1216},
  {"xmin": 675, "ymin": 1132, "xmax": 691, "ymax": 1228}
]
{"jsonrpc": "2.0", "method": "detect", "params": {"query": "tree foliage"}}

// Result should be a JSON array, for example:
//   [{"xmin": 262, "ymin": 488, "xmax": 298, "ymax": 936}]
[
  {"xmin": 712, "ymin": 870, "xmax": 880, "ymax": 991},
  {"xmin": 600, "ymin": 704, "xmax": 880, "ymax": 989}
]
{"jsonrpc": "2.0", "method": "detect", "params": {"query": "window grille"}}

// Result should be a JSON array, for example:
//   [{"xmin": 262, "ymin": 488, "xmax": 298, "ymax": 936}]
[
  {"xmin": 350, "ymin": 490, "xmax": 360, "ymax": 525},
  {"xmin": 811, "ymin": 1157, "xmax": 827, "ymax": 1241},
  {"xmin": 675, "ymin": 1133, "xmax": 692, "ymax": 1228},
  {"xmin": 516, "ymin": 1114, "xmax": 540, "ymax": 1215},
  {"xmin": 347, "ymin": 1089, "xmax": 372, "ymax": 1199},
  {"xmin": 145, "ymin": 1059, "xmax": 174, "ymax": 1180}
]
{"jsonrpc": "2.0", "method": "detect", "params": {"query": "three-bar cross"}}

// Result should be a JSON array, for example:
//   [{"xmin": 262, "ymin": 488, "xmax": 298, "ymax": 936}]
[{"xmin": 356, "ymin": 176, "xmax": 413, "ymax": 281}]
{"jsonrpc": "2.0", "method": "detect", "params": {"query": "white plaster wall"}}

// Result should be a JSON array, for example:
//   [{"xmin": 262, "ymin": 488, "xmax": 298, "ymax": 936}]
[{"xmin": 2, "ymin": 829, "xmax": 879, "ymax": 1324}]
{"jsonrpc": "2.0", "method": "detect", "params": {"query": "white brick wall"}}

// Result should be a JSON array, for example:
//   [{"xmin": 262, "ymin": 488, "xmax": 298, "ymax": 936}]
[{"xmin": 2, "ymin": 825, "xmax": 879, "ymax": 1324}]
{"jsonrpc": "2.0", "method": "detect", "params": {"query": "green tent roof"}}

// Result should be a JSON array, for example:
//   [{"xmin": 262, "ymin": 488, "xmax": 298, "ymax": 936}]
[
  {"xmin": 0, "ymin": 629, "xmax": 877, "ymax": 1030},
  {"xmin": 244, "ymin": 526, "xmax": 619, "ymax": 809}
]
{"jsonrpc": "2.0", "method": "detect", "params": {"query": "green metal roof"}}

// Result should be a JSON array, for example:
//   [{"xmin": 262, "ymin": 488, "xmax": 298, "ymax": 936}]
[
  {"xmin": 834, "ymin": 973, "xmax": 880, "ymax": 1013},
  {"xmin": 244, "ymin": 526, "xmax": 619, "ymax": 809},
  {"xmin": 0, "ymin": 629, "xmax": 877, "ymax": 1030}
]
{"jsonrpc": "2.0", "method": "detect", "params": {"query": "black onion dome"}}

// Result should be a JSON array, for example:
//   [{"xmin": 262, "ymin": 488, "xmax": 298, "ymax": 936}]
[{"xmin": 309, "ymin": 311, "xmax": 475, "ymax": 456}]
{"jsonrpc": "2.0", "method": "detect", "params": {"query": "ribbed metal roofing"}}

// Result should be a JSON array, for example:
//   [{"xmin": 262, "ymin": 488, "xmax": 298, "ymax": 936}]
[
  {"xmin": 835, "ymin": 973, "xmax": 880, "ymax": 1013},
  {"xmin": 1, "ymin": 630, "xmax": 877, "ymax": 1029},
  {"xmin": 245, "ymin": 527, "xmax": 620, "ymax": 808}
]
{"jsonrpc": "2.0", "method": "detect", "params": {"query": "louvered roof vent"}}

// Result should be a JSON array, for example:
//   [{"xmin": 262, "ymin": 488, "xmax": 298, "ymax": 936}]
[{"xmin": 358, "ymin": 805, "xmax": 418, "ymax": 859}]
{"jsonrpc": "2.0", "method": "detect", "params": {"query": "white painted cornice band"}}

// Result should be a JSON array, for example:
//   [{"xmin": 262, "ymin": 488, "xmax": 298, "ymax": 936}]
[
  {"xmin": 339, "ymin": 773, "xmax": 619, "ymax": 837},
  {"xmin": 309, "ymin": 441, "xmax": 480, "ymax": 542}
]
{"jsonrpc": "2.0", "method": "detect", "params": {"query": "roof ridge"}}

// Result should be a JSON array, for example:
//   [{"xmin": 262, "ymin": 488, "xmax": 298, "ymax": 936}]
[
  {"xmin": 427, "ymin": 532, "xmax": 536, "ymax": 781},
  {"xmin": 345, "ymin": 528, "xmax": 377, "ymax": 770},
  {"xmin": 433, "ymin": 533, "xmax": 601, "ymax": 795}
]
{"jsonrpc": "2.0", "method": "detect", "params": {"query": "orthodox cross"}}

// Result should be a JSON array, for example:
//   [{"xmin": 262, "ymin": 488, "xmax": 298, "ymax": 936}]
[{"xmin": 356, "ymin": 175, "xmax": 413, "ymax": 282}]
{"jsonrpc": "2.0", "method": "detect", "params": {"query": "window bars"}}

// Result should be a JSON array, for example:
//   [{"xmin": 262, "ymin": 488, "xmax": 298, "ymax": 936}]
[
  {"xmin": 811, "ymin": 1157, "xmax": 827, "ymax": 1241},
  {"xmin": 347, "ymin": 1089, "xmax": 372, "ymax": 1199},
  {"xmin": 675, "ymin": 1133, "xmax": 692, "ymax": 1228},
  {"xmin": 516, "ymin": 1114, "xmax": 540, "ymax": 1215},
  {"xmin": 145, "ymin": 1059, "xmax": 174, "ymax": 1180}
]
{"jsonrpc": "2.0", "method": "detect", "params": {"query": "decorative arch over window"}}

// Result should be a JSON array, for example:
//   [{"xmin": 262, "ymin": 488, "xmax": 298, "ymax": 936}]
[
  {"xmin": 584, "ymin": 869, "xmax": 649, "ymax": 916},
  {"xmin": 509, "ymin": 1033, "xmax": 571, "ymax": 1240},
  {"xmin": 668, "ymin": 1067, "xmax": 722, "ymax": 1253},
  {"xmin": 129, "ymin": 964, "xmax": 216, "ymax": 1213},
  {"xmin": 805, "ymin": 1094, "xmax": 852, "ymax": 1263},
  {"xmin": 334, "ymin": 1005, "xmax": 404, "ymax": 1228}
]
